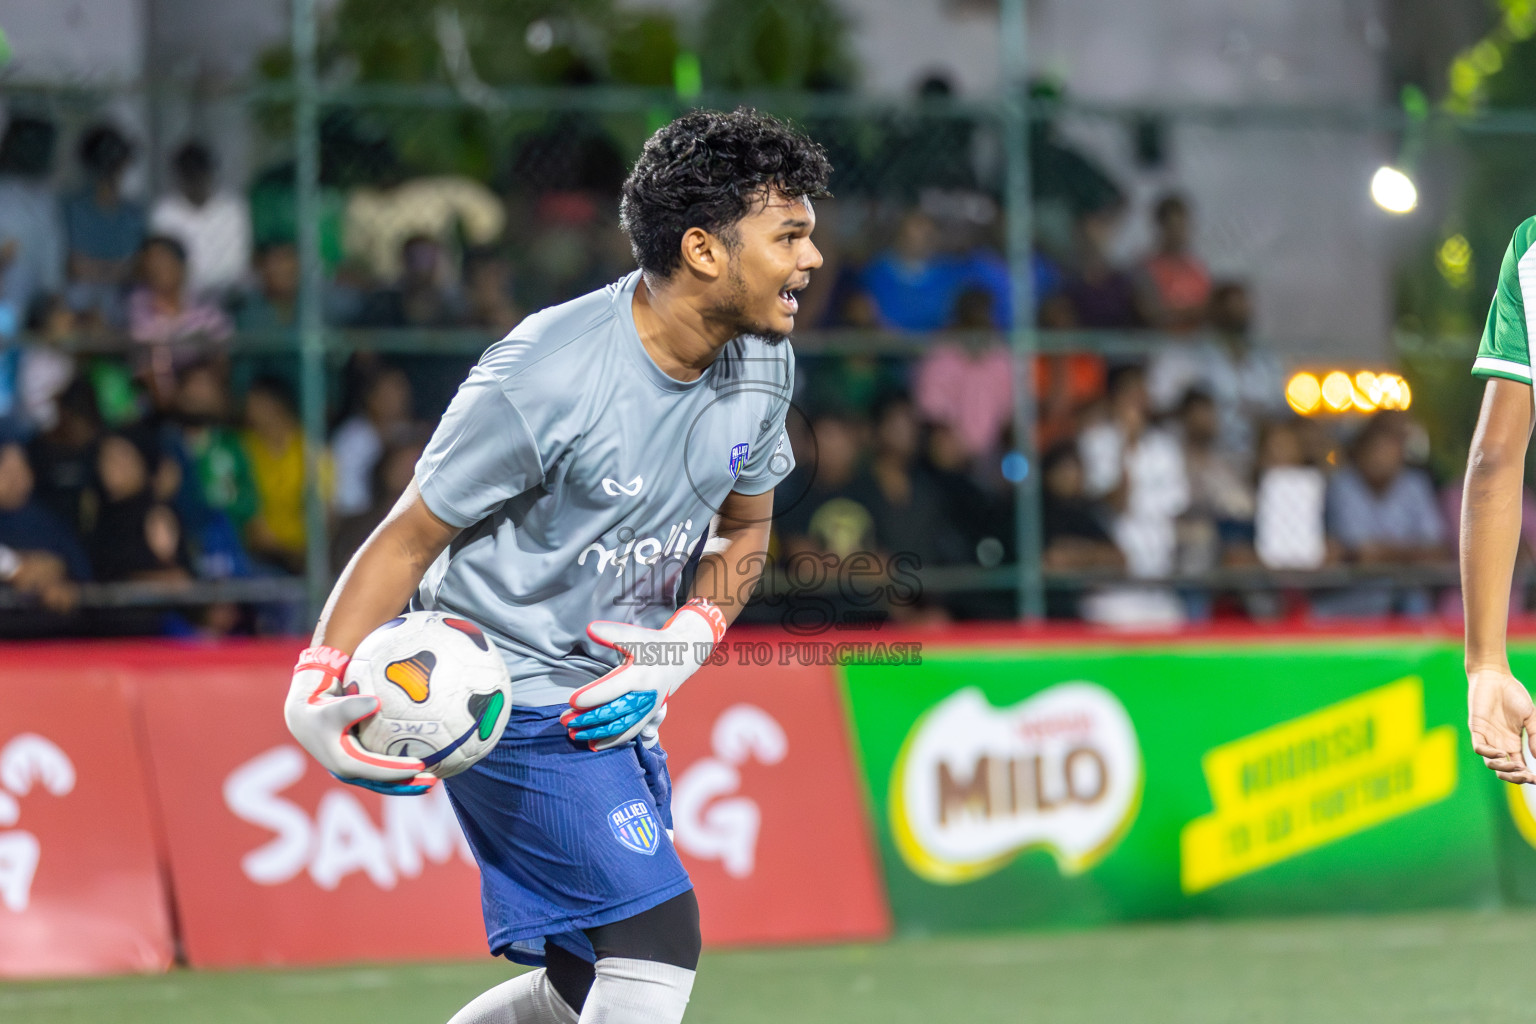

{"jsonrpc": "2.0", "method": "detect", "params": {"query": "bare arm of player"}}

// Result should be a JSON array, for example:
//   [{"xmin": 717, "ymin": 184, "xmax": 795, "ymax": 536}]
[
  {"xmin": 313, "ymin": 480, "xmax": 463, "ymax": 656},
  {"xmin": 284, "ymin": 480, "xmax": 462, "ymax": 793},
  {"xmin": 690, "ymin": 487, "xmax": 775, "ymax": 627},
  {"xmin": 1463, "ymin": 378, "xmax": 1536, "ymax": 783}
]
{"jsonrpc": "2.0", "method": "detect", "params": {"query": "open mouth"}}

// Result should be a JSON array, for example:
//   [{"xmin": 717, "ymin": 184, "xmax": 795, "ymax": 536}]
[{"xmin": 778, "ymin": 284, "xmax": 804, "ymax": 314}]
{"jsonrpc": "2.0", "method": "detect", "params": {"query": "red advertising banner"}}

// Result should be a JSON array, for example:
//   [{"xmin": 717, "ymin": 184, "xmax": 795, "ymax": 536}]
[
  {"xmin": 0, "ymin": 636, "xmax": 889, "ymax": 972},
  {"xmin": 663, "ymin": 642, "xmax": 892, "ymax": 946},
  {"xmin": 132, "ymin": 649, "xmax": 489, "ymax": 968},
  {"xmin": 0, "ymin": 667, "xmax": 174, "ymax": 977},
  {"xmin": 135, "ymin": 640, "xmax": 889, "ymax": 964}
]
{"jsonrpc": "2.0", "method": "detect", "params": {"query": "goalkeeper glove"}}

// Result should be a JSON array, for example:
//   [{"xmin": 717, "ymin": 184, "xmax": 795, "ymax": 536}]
[
  {"xmin": 563, "ymin": 598, "xmax": 727, "ymax": 751},
  {"xmin": 284, "ymin": 645, "xmax": 436, "ymax": 796}
]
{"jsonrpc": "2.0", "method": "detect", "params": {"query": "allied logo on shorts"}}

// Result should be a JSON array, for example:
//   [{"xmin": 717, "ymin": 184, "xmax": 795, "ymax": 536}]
[
  {"xmin": 608, "ymin": 800, "xmax": 660, "ymax": 856},
  {"xmin": 385, "ymin": 651, "xmax": 437, "ymax": 703},
  {"xmin": 729, "ymin": 442, "xmax": 750, "ymax": 478}
]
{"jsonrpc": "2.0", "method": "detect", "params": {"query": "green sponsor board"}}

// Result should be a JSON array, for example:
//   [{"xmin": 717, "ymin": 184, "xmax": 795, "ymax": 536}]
[{"xmin": 841, "ymin": 641, "xmax": 1506, "ymax": 933}]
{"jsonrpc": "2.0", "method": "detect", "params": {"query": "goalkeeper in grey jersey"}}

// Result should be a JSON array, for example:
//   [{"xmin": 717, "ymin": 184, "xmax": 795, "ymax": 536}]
[{"xmin": 282, "ymin": 109, "xmax": 830, "ymax": 1024}]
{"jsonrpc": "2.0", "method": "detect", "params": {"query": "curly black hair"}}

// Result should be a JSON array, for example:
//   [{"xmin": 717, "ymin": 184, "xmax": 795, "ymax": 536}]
[{"xmin": 620, "ymin": 108, "xmax": 831, "ymax": 279}]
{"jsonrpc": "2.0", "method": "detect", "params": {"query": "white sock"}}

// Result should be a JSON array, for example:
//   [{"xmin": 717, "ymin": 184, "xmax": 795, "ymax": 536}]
[
  {"xmin": 577, "ymin": 957, "xmax": 695, "ymax": 1024},
  {"xmin": 448, "ymin": 968, "xmax": 580, "ymax": 1024}
]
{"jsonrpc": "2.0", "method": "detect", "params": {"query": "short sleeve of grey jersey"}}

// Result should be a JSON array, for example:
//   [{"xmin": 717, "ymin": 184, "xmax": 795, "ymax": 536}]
[
  {"xmin": 415, "ymin": 365, "xmax": 544, "ymax": 527},
  {"xmin": 728, "ymin": 342, "xmax": 797, "ymax": 495}
]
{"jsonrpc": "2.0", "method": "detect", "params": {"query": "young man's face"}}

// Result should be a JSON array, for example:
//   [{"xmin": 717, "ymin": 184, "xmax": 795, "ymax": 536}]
[
  {"xmin": 706, "ymin": 190, "xmax": 822, "ymax": 343},
  {"xmin": 178, "ymin": 168, "xmax": 212, "ymax": 206},
  {"xmin": 1044, "ymin": 455, "xmax": 1083, "ymax": 499},
  {"xmin": 177, "ymin": 366, "xmax": 228, "ymax": 422},
  {"xmin": 141, "ymin": 243, "xmax": 185, "ymax": 295},
  {"xmin": 1357, "ymin": 432, "xmax": 1405, "ymax": 489},
  {"xmin": 259, "ymin": 245, "xmax": 299, "ymax": 300}
]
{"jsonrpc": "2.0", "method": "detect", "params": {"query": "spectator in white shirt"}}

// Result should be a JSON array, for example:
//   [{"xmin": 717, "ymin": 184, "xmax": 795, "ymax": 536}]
[
  {"xmin": 149, "ymin": 142, "xmax": 252, "ymax": 299},
  {"xmin": 1076, "ymin": 364, "xmax": 1189, "ymax": 628},
  {"xmin": 330, "ymin": 365, "xmax": 416, "ymax": 517},
  {"xmin": 1177, "ymin": 388, "xmax": 1255, "ymax": 573},
  {"xmin": 1079, "ymin": 364, "xmax": 1190, "ymax": 578}
]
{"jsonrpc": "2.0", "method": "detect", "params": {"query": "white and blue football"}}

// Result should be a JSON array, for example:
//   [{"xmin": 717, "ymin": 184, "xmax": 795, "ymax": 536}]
[{"xmin": 346, "ymin": 610, "xmax": 512, "ymax": 778}]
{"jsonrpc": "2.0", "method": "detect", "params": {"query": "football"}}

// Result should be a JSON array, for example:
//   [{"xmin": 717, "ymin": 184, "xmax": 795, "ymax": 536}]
[{"xmin": 345, "ymin": 610, "xmax": 513, "ymax": 778}]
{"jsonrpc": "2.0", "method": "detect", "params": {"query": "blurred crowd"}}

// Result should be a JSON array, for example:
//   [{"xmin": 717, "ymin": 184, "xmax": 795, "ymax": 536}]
[
  {"xmin": 0, "ymin": 353, "xmax": 434, "ymax": 637},
  {"xmin": 774, "ymin": 184, "xmax": 1460, "ymax": 628},
  {"xmin": 0, "ymin": 110, "xmax": 1463, "ymax": 633},
  {"xmin": 775, "ymin": 365, "xmax": 1457, "ymax": 629}
]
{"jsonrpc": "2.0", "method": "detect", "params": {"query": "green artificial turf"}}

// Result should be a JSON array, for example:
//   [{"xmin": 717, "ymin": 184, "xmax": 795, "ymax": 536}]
[{"xmin": 5, "ymin": 907, "xmax": 1532, "ymax": 1023}]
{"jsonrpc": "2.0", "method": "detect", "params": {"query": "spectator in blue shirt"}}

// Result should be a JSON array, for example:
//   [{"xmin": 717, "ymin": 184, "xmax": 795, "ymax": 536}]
[
  {"xmin": 0, "ymin": 438, "xmax": 89, "ymax": 613},
  {"xmin": 861, "ymin": 210, "xmax": 969, "ymax": 331},
  {"xmin": 63, "ymin": 123, "xmax": 145, "ymax": 327},
  {"xmin": 861, "ymin": 210, "xmax": 1059, "ymax": 332},
  {"xmin": 1316, "ymin": 414, "xmax": 1450, "ymax": 618}
]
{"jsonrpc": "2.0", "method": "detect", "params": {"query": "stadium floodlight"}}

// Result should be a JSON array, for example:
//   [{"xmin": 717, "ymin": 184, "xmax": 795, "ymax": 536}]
[{"xmin": 1370, "ymin": 166, "xmax": 1418, "ymax": 214}]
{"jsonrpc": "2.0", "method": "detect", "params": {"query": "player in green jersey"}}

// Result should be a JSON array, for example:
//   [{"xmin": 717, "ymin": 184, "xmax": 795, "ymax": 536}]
[{"xmin": 1465, "ymin": 217, "xmax": 1536, "ymax": 783}]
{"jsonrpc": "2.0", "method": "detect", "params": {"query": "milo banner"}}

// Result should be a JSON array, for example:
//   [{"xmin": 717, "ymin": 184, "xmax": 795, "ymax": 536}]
[{"xmin": 842, "ymin": 640, "xmax": 1508, "ymax": 932}]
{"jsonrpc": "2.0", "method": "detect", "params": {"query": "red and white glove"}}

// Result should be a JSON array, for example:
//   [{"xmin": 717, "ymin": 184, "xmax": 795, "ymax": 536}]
[
  {"xmin": 562, "ymin": 598, "xmax": 728, "ymax": 751},
  {"xmin": 283, "ymin": 645, "xmax": 436, "ymax": 795}
]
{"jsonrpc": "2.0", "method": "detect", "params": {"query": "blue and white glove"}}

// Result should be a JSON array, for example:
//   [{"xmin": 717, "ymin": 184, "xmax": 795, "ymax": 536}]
[
  {"xmin": 563, "ymin": 599, "xmax": 727, "ymax": 751},
  {"xmin": 284, "ymin": 645, "xmax": 436, "ymax": 796}
]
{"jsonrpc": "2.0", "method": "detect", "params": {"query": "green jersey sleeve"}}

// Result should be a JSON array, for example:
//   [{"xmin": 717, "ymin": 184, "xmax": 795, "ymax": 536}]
[{"xmin": 1474, "ymin": 216, "xmax": 1536, "ymax": 384}]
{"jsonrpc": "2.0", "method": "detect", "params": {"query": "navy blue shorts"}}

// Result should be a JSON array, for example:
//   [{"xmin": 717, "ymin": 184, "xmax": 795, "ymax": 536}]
[{"xmin": 444, "ymin": 705, "xmax": 692, "ymax": 966}]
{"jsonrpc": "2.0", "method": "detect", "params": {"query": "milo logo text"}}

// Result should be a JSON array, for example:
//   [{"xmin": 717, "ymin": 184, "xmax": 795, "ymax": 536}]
[{"xmin": 891, "ymin": 684, "xmax": 1142, "ymax": 884}]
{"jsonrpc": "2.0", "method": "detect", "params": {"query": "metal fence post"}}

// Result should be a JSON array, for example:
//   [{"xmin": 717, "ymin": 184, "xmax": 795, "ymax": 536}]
[
  {"xmin": 292, "ymin": 0, "xmax": 329, "ymax": 621},
  {"xmin": 999, "ymin": 0, "xmax": 1044, "ymax": 621}
]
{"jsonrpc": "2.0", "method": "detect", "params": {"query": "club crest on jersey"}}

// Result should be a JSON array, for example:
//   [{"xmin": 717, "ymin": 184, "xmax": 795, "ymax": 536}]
[
  {"xmin": 729, "ymin": 442, "xmax": 750, "ymax": 478},
  {"xmin": 608, "ymin": 800, "xmax": 661, "ymax": 855}
]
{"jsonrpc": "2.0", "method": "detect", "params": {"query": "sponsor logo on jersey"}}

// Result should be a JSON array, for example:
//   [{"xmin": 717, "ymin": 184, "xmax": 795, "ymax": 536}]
[
  {"xmin": 578, "ymin": 518, "xmax": 696, "ymax": 577},
  {"xmin": 608, "ymin": 800, "xmax": 661, "ymax": 855},
  {"xmin": 729, "ymin": 442, "xmax": 750, "ymax": 478},
  {"xmin": 601, "ymin": 475, "xmax": 645, "ymax": 497},
  {"xmin": 384, "ymin": 652, "xmax": 437, "ymax": 703},
  {"xmin": 890, "ymin": 683, "xmax": 1142, "ymax": 884}
]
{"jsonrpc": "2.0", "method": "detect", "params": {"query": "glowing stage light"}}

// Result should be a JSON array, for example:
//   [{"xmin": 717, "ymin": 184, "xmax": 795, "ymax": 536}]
[
  {"xmin": 1286, "ymin": 372, "xmax": 1322, "ymax": 414},
  {"xmin": 1370, "ymin": 166, "xmax": 1418, "ymax": 213},
  {"xmin": 1321, "ymin": 371, "xmax": 1355, "ymax": 411},
  {"xmin": 1286, "ymin": 370, "xmax": 1412, "ymax": 414}
]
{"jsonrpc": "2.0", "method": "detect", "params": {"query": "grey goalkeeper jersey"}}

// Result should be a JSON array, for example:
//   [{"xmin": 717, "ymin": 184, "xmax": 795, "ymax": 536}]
[{"xmin": 412, "ymin": 271, "xmax": 795, "ymax": 706}]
